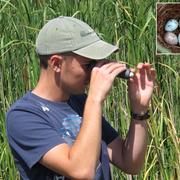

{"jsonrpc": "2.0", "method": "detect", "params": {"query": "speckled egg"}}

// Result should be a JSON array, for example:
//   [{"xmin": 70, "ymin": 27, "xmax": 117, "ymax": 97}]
[
  {"xmin": 165, "ymin": 19, "xmax": 178, "ymax": 32},
  {"xmin": 164, "ymin": 32, "xmax": 178, "ymax": 45}
]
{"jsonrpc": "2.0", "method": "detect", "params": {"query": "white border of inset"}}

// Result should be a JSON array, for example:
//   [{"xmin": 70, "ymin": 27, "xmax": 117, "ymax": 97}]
[{"xmin": 156, "ymin": 2, "xmax": 180, "ymax": 55}]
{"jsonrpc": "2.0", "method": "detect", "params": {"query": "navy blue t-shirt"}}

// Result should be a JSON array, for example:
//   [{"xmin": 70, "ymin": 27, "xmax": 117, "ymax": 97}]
[{"xmin": 6, "ymin": 91, "xmax": 119, "ymax": 180}]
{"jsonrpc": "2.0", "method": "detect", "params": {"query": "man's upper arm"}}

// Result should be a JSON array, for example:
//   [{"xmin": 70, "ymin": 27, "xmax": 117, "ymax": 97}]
[{"xmin": 39, "ymin": 143, "xmax": 83, "ymax": 178}]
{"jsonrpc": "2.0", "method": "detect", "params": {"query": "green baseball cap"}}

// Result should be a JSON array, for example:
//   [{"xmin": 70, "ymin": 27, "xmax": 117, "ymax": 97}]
[{"xmin": 36, "ymin": 16, "xmax": 118, "ymax": 60}]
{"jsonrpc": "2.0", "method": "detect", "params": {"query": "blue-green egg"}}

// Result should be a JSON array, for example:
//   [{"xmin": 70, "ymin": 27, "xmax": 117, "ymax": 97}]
[{"xmin": 165, "ymin": 19, "xmax": 178, "ymax": 32}]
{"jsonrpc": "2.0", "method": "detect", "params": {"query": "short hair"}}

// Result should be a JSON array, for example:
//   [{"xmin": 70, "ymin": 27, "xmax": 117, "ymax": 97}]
[
  {"xmin": 38, "ymin": 54, "xmax": 51, "ymax": 69},
  {"xmin": 38, "ymin": 52, "xmax": 75, "ymax": 69}
]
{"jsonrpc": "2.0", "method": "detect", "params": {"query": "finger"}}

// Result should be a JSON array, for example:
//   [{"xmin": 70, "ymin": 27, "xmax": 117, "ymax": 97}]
[
  {"xmin": 111, "ymin": 66, "xmax": 127, "ymax": 79},
  {"xmin": 133, "ymin": 64, "xmax": 145, "ymax": 89},
  {"xmin": 92, "ymin": 62, "xmax": 127, "ymax": 80},
  {"xmin": 127, "ymin": 75, "xmax": 139, "ymax": 94},
  {"xmin": 143, "ymin": 63, "xmax": 152, "ymax": 81},
  {"xmin": 98, "ymin": 63, "xmax": 126, "ymax": 80},
  {"xmin": 95, "ymin": 61, "xmax": 121, "ymax": 71},
  {"xmin": 150, "ymin": 68, "xmax": 156, "ymax": 80},
  {"xmin": 143, "ymin": 63, "xmax": 151, "ymax": 69},
  {"xmin": 137, "ymin": 63, "xmax": 144, "ymax": 69},
  {"xmin": 139, "ymin": 67, "xmax": 146, "ymax": 90},
  {"xmin": 138, "ymin": 63, "xmax": 152, "ymax": 82},
  {"xmin": 97, "ymin": 62, "xmax": 126, "ymax": 74},
  {"xmin": 137, "ymin": 62, "xmax": 152, "ymax": 71},
  {"xmin": 144, "ymin": 65, "xmax": 155, "ymax": 82}
]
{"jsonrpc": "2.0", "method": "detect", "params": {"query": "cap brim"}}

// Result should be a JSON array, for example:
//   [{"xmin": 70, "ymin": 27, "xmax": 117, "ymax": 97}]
[{"xmin": 72, "ymin": 40, "xmax": 119, "ymax": 60}]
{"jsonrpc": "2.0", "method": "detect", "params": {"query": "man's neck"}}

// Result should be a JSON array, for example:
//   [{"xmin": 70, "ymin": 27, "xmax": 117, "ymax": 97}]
[
  {"xmin": 32, "ymin": 70, "xmax": 70, "ymax": 102},
  {"xmin": 32, "ymin": 87, "xmax": 70, "ymax": 102}
]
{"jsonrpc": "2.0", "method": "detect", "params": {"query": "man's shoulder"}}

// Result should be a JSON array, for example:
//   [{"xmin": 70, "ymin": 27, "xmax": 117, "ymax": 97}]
[
  {"xmin": 7, "ymin": 91, "xmax": 38, "ymax": 111},
  {"xmin": 6, "ymin": 91, "xmax": 47, "ymax": 121}
]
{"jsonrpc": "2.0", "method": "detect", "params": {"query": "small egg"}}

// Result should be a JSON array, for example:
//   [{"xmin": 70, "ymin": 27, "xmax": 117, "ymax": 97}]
[
  {"xmin": 164, "ymin": 32, "xmax": 178, "ymax": 45},
  {"xmin": 165, "ymin": 19, "xmax": 178, "ymax": 32}
]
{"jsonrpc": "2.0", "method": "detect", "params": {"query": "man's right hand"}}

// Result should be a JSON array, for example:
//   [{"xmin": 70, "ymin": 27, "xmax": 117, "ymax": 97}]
[{"xmin": 88, "ymin": 60, "xmax": 127, "ymax": 103}]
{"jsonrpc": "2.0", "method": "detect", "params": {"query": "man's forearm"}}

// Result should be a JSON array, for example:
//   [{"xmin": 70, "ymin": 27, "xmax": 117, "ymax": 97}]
[
  {"xmin": 69, "ymin": 96, "xmax": 102, "ymax": 176},
  {"xmin": 122, "ymin": 119, "xmax": 148, "ymax": 174}
]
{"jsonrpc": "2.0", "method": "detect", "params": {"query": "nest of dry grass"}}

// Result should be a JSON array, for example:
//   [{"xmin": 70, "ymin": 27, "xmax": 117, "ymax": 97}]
[{"xmin": 157, "ymin": 3, "xmax": 180, "ymax": 53}]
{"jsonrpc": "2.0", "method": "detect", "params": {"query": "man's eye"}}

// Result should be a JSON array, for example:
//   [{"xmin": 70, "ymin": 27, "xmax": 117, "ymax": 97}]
[{"xmin": 85, "ymin": 63, "xmax": 93, "ymax": 69}]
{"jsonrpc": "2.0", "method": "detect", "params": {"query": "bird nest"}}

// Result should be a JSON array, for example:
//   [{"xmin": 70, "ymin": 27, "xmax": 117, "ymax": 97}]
[{"xmin": 157, "ymin": 3, "xmax": 180, "ymax": 53}]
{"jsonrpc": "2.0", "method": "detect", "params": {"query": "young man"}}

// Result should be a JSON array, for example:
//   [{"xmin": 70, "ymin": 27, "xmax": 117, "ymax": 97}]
[{"xmin": 6, "ymin": 16, "xmax": 156, "ymax": 180}]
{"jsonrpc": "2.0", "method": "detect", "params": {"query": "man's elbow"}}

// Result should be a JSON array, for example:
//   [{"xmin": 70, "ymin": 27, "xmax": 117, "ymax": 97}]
[
  {"xmin": 123, "ymin": 165, "xmax": 142, "ymax": 175},
  {"xmin": 127, "ymin": 169, "xmax": 141, "ymax": 175},
  {"xmin": 122, "ymin": 156, "xmax": 145, "ymax": 175}
]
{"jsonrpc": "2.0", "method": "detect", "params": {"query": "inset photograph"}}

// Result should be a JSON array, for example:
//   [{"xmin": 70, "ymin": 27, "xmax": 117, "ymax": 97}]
[{"xmin": 156, "ymin": 2, "xmax": 180, "ymax": 54}]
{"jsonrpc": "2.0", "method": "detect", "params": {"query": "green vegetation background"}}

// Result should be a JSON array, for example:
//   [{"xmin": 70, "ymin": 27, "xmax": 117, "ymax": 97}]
[{"xmin": 0, "ymin": 0, "xmax": 179, "ymax": 179}]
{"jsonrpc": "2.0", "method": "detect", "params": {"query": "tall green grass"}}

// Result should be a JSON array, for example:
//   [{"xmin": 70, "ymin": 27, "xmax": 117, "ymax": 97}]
[{"xmin": 0, "ymin": 0, "xmax": 179, "ymax": 179}]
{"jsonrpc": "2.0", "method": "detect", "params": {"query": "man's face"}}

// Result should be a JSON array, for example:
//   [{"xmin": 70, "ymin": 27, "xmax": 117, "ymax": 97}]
[{"xmin": 59, "ymin": 54, "xmax": 97, "ymax": 95}]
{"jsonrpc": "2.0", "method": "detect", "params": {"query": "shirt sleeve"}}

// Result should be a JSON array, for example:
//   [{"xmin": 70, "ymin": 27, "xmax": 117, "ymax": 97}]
[
  {"xmin": 6, "ymin": 108, "xmax": 66, "ymax": 169},
  {"xmin": 102, "ymin": 117, "xmax": 119, "ymax": 145}
]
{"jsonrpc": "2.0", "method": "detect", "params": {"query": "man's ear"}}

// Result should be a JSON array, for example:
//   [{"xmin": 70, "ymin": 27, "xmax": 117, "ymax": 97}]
[{"xmin": 48, "ymin": 55, "xmax": 63, "ymax": 73}]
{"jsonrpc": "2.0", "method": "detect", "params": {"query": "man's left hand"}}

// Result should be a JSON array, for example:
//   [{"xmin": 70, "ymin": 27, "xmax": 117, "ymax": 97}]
[{"xmin": 127, "ymin": 63, "xmax": 156, "ymax": 114}]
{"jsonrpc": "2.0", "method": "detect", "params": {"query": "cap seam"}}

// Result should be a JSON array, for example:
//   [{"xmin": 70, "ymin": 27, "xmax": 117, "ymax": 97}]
[
  {"xmin": 44, "ymin": 19, "xmax": 56, "ymax": 54},
  {"xmin": 62, "ymin": 17, "xmax": 74, "ymax": 48}
]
